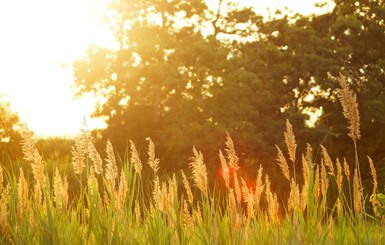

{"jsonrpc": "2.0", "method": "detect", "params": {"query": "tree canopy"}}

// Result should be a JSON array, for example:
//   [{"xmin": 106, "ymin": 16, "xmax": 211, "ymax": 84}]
[
  {"xmin": 0, "ymin": 96, "xmax": 22, "ymax": 162},
  {"xmin": 72, "ymin": 0, "xmax": 385, "ymax": 181}
]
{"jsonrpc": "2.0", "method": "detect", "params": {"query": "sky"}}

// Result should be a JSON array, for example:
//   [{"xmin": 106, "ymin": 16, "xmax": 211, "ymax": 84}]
[{"xmin": 0, "ymin": 0, "xmax": 333, "ymax": 138}]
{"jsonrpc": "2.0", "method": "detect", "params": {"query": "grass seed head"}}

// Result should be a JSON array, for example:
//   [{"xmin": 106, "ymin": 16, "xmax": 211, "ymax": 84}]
[{"xmin": 337, "ymin": 74, "xmax": 361, "ymax": 140}]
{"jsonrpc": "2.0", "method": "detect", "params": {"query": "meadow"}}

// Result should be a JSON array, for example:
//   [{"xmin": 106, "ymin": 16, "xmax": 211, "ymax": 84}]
[{"xmin": 0, "ymin": 75, "xmax": 384, "ymax": 244}]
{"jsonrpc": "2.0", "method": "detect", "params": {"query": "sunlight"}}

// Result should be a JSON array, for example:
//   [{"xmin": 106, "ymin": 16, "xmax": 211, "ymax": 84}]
[
  {"xmin": 0, "ymin": 0, "xmax": 114, "ymax": 137},
  {"xmin": 0, "ymin": 0, "xmax": 333, "ymax": 137}
]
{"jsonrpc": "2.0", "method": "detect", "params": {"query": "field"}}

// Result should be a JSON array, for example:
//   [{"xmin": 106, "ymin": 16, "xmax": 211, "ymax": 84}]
[{"xmin": 0, "ymin": 76, "xmax": 384, "ymax": 244}]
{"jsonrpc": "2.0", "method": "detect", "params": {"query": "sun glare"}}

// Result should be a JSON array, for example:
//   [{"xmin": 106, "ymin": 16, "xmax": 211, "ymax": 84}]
[
  {"xmin": 0, "ymin": 0, "xmax": 332, "ymax": 137},
  {"xmin": 0, "ymin": 0, "xmax": 113, "ymax": 137}
]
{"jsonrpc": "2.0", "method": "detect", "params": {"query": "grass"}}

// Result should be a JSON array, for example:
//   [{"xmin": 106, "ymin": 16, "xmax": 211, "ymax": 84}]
[{"xmin": 1, "ymin": 75, "xmax": 385, "ymax": 244}]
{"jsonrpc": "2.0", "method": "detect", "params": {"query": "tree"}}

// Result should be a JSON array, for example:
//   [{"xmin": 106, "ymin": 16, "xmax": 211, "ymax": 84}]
[
  {"xmin": 72, "ymin": 0, "xmax": 280, "ymax": 171},
  {"xmin": 0, "ymin": 96, "xmax": 22, "ymax": 162}
]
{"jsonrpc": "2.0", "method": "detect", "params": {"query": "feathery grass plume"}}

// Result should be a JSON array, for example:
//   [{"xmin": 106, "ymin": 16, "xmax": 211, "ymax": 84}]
[
  {"xmin": 336, "ymin": 158, "xmax": 343, "ymax": 194},
  {"xmin": 152, "ymin": 176, "xmax": 162, "ymax": 211},
  {"xmin": 21, "ymin": 126, "xmax": 45, "ymax": 188},
  {"xmin": 288, "ymin": 178, "xmax": 300, "ymax": 212},
  {"xmin": 228, "ymin": 188, "xmax": 241, "ymax": 230},
  {"xmin": 147, "ymin": 138, "xmax": 160, "ymax": 174},
  {"xmin": 368, "ymin": 156, "xmax": 377, "ymax": 196},
  {"xmin": 189, "ymin": 147, "xmax": 208, "ymax": 197},
  {"xmin": 34, "ymin": 182, "xmax": 42, "ymax": 207},
  {"xmin": 105, "ymin": 140, "xmax": 118, "ymax": 192},
  {"xmin": 116, "ymin": 171, "xmax": 128, "ymax": 212},
  {"xmin": 17, "ymin": 168, "xmax": 28, "ymax": 221},
  {"xmin": 254, "ymin": 165, "xmax": 264, "ymax": 213},
  {"xmin": 181, "ymin": 170, "xmax": 193, "ymax": 205},
  {"xmin": 284, "ymin": 119, "xmax": 297, "ymax": 163},
  {"xmin": 0, "ymin": 164, "xmax": 3, "ymax": 190},
  {"xmin": 219, "ymin": 150, "xmax": 230, "ymax": 189},
  {"xmin": 0, "ymin": 192, "xmax": 8, "ymax": 236},
  {"xmin": 302, "ymin": 155, "xmax": 310, "ymax": 187},
  {"xmin": 53, "ymin": 168, "xmax": 68, "ymax": 211},
  {"xmin": 314, "ymin": 165, "xmax": 320, "ymax": 201},
  {"xmin": 320, "ymin": 161, "xmax": 328, "ymax": 198},
  {"xmin": 194, "ymin": 204, "xmax": 203, "ymax": 226},
  {"xmin": 305, "ymin": 143, "xmax": 313, "ymax": 165},
  {"xmin": 241, "ymin": 178, "xmax": 255, "ymax": 219},
  {"xmin": 353, "ymin": 168, "xmax": 363, "ymax": 214},
  {"xmin": 71, "ymin": 134, "xmax": 86, "ymax": 175},
  {"xmin": 225, "ymin": 133, "xmax": 240, "ymax": 171},
  {"xmin": 88, "ymin": 168, "xmax": 98, "ymax": 198},
  {"xmin": 321, "ymin": 145, "xmax": 335, "ymax": 175},
  {"xmin": 336, "ymin": 197, "xmax": 342, "ymax": 216},
  {"xmin": 233, "ymin": 172, "xmax": 242, "ymax": 204},
  {"xmin": 181, "ymin": 198, "xmax": 193, "ymax": 228},
  {"xmin": 265, "ymin": 174, "xmax": 279, "ymax": 223},
  {"xmin": 135, "ymin": 200, "xmax": 141, "ymax": 225},
  {"xmin": 87, "ymin": 140, "xmax": 103, "ymax": 175},
  {"xmin": 343, "ymin": 158, "xmax": 351, "ymax": 182},
  {"xmin": 276, "ymin": 146, "xmax": 290, "ymax": 181},
  {"xmin": 53, "ymin": 168, "xmax": 62, "ymax": 209},
  {"xmin": 337, "ymin": 74, "xmax": 361, "ymax": 141},
  {"xmin": 130, "ymin": 140, "xmax": 142, "ymax": 177}
]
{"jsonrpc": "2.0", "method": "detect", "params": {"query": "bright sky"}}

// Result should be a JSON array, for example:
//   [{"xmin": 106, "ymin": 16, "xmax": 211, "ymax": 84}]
[{"xmin": 0, "ymin": 0, "xmax": 333, "ymax": 138}]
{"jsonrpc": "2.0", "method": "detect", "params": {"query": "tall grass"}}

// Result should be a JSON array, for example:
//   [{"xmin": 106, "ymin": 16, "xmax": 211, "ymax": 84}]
[{"xmin": 0, "ymin": 75, "xmax": 385, "ymax": 244}]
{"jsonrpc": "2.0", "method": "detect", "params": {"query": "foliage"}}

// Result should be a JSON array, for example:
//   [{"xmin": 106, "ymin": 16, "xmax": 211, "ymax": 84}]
[{"xmin": 0, "ymin": 96, "xmax": 22, "ymax": 162}]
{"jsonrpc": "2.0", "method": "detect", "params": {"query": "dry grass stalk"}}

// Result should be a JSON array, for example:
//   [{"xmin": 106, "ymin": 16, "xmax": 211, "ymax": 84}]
[
  {"xmin": 147, "ymin": 138, "xmax": 160, "ymax": 174},
  {"xmin": 254, "ymin": 165, "xmax": 264, "ymax": 213},
  {"xmin": 241, "ymin": 178, "xmax": 255, "ymax": 219},
  {"xmin": 181, "ymin": 198, "xmax": 193, "ymax": 228},
  {"xmin": 130, "ymin": 140, "xmax": 142, "ymax": 177},
  {"xmin": 53, "ymin": 168, "xmax": 69, "ymax": 211},
  {"xmin": 228, "ymin": 188, "xmax": 241, "ymax": 230},
  {"xmin": 153, "ymin": 176, "xmax": 162, "ymax": 211},
  {"xmin": 353, "ymin": 168, "xmax": 363, "ymax": 214},
  {"xmin": 314, "ymin": 165, "xmax": 320, "ymax": 201},
  {"xmin": 0, "ymin": 193, "xmax": 8, "ymax": 236},
  {"xmin": 87, "ymin": 141, "xmax": 103, "ymax": 175},
  {"xmin": 321, "ymin": 145, "xmax": 335, "ymax": 175},
  {"xmin": 21, "ymin": 126, "xmax": 45, "ymax": 188},
  {"xmin": 276, "ymin": 146, "xmax": 290, "ymax": 181},
  {"xmin": 265, "ymin": 174, "xmax": 279, "ymax": 223},
  {"xmin": 337, "ymin": 74, "xmax": 361, "ymax": 140},
  {"xmin": 233, "ymin": 172, "xmax": 242, "ymax": 204},
  {"xmin": 71, "ymin": 134, "xmax": 87, "ymax": 175},
  {"xmin": 336, "ymin": 158, "xmax": 343, "ymax": 194},
  {"xmin": 288, "ymin": 178, "xmax": 300, "ymax": 212},
  {"xmin": 368, "ymin": 156, "xmax": 377, "ymax": 196},
  {"xmin": 320, "ymin": 162, "xmax": 328, "ymax": 198},
  {"xmin": 88, "ymin": 168, "xmax": 98, "ymax": 198},
  {"xmin": 343, "ymin": 158, "xmax": 351, "ymax": 182},
  {"xmin": 135, "ymin": 200, "xmax": 141, "ymax": 225},
  {"xmin": 302, "ymin": 155, "xmax": 310, "ymax": 187},
  {"xmin": 17, "ymin": 168, "xmax": 28, "ymax": 221},
  {"xmin": 194, "ymin": 204, "xmax": 203, "ymax": 226},
  {"xmin": 0, "ymin": 164, "xmax": 3, "ymax": 190},
  {"xmin": 105, "ymin": 140, "xmax": 118, "ymax": 192},
  {"xmin": 116, "ymin": 171, "xmax": 128, "ymax": 212},
  {"xmin": 219, "ymin": 150, "xmax": 230, "ymax": 189},
  {"xmin": 225, "ymin": 133, "xmax": 240, "ymax": 171},
  {"xmin": 284, "ymin": 119, "xmax": 297, "ymax": 163},
  {"xmin": 189, "ymin": 147, "xmax": 208, "ymax": 197},
  {"xmin": 181, "ymin": 170, "xmax": 193, "ymax": 205},
  {"xmin": 34, "ymin": 182, "xmax": 42, "ymax": 207}
]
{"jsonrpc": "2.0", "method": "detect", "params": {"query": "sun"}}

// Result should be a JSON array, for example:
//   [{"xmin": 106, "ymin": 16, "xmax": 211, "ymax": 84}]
[{"xmin": 0, "ymin": 0, "xmax": 114, "ymax": 137}]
